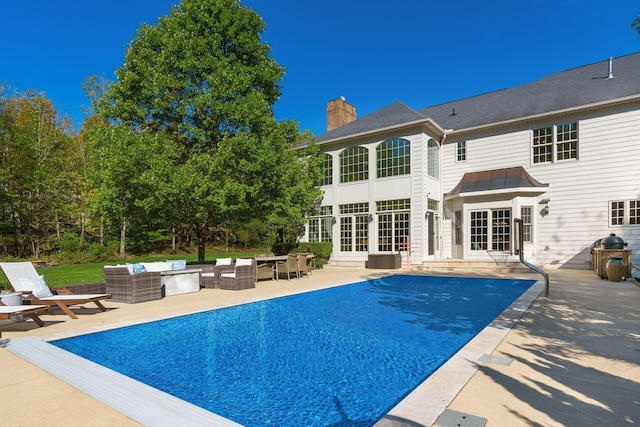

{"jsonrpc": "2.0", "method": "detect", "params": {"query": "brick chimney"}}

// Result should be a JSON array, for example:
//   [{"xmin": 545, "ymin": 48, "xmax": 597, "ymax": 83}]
[{"xmin": 326, "ymin": 96, "xmax": 356, "ymax": 131}]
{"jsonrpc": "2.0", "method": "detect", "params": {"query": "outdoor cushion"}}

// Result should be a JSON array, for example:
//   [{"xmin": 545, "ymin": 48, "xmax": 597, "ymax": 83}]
[
  {"xmin": 132, "ymin": 264, "xmax": 147, "ymax": 274},
  {"xmin": 216, "ymin": 258, "xmax": 232, "ymax": 266},
  {"xmin": 18, "ymin": 275, "xmax": 53, "ymax": 298},
  {"xmin": 220, "ymin": 272, "xmax": 236, "ymax": 279},
  {"xmin": 169, "ymin": 259, "xmax": 187, "ymax": 270},
  {"xmin": 236, "ymin": 258, "xmax": 253, "ymax": 267}
]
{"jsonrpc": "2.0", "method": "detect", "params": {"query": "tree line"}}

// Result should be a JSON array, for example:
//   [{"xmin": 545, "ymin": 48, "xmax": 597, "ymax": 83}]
[{"xmin": 0, "ymin": 0, "xmax": 323, "ymax": 263}]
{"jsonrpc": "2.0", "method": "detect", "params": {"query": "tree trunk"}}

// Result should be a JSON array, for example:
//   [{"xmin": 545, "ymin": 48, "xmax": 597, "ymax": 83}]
[
  {"xmin": 120, "ymin": 218, "xmax": 126, "ymax": 259},
  {"xmin": 196, "ymin": 226, "xmax": 206, "ymax": 263}
]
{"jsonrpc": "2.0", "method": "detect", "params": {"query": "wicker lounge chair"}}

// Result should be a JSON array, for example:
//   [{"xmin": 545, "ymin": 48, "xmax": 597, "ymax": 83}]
[
  {"xmin": 276, "ymin": 254, "xmax": 299, "ymax": 280},
  {"xmin": 220, "ymin": 258, "xmax": 256, "ymax": 290},
  {"xmin": 0, "ymin": 262, "xmax": 111, "ymax": 320},
  {"xmin": 103, "ymin": 266, "xmax": 162, "ymax": 303}
]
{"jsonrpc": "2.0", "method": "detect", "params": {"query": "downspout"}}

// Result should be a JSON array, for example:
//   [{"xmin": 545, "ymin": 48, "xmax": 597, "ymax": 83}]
[{"xmin": 515, "ymin": 218, "xmax": 550, "ymax": 296}]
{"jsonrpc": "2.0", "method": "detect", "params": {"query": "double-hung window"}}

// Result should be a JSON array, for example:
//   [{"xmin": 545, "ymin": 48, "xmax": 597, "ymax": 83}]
[{"xmin": 532, "ymin": 122, "xmax": 578, "ymax": 164}]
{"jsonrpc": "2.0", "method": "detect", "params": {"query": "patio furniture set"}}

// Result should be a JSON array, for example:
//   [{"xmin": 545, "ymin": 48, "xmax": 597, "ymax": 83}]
[{"xmin": 0, "ymin": 254, "xmax": 315, "ymax": 333}]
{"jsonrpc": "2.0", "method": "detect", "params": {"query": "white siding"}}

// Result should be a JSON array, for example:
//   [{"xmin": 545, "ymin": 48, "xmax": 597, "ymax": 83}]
[{"xmin": 443, "ymin": 106, "xmax": 640, "ymax": 268}]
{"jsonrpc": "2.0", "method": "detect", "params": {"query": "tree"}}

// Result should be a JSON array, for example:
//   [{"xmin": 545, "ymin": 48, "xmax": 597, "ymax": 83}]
[
  {"xmin": 0, "ymin": 89, "xmax": 78, "ymax": 258},
  {"xmin": 99, "ymin": 0, "xmax": 320, "ymax": 262},
  {"xmin": 632, "ymin": 15, "xmax": 640, "ymax": 34}
]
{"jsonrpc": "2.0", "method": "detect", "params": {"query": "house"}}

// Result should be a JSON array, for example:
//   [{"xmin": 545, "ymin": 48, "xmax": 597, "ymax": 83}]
[{"xmin": 305, "ymin": 52, "xmax": 640, "ymax": 270}]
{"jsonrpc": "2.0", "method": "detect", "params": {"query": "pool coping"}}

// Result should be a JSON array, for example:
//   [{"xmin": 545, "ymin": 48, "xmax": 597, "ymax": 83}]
[{"xmin": 4, "ymin": 276, "xmax": 543, "ymax": 427}]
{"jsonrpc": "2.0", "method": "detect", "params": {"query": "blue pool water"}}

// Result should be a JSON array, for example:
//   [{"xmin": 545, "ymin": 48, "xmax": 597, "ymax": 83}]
[{"xmin": 52, "ymin": 275, "xmax": 534, "ymax": 426}]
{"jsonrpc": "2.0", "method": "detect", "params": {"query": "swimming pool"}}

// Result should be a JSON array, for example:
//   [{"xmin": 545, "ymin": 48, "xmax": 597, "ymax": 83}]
[{"xmin": 51, "ymin": 274, "xmax": 535, "ymax": 426}]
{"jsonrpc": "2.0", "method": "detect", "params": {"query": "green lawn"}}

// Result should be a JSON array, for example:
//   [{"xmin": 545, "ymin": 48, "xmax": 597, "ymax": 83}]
[{"xmin": 0, "ymin": 250, "xmax": 264, "ymax": 290}]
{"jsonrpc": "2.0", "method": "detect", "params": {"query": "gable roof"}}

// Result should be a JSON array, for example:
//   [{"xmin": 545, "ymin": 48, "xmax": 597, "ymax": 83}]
[
  {"xmin": 316, "ymin": 52, "xmax": 640, "ymax": 143},
  {"xmin": 445, "ymin": 166, "xmax": 548, "ymax": 199}
]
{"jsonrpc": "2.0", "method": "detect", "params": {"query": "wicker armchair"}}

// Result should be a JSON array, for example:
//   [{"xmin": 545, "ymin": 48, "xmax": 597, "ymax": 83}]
[
  {"xmin": 297, "ymin": 253, "xmax": 312, "ymax": 278},
  {"xmin": 198, "ymin": 258, "xmax": 234, "ymax": 289},
  {"xmin": 103, "ymin": 266, "xmax": 162, "ymax": 303},
  {"xmin": 276, "ymin": 254, "xmax": 299, "ymax": 280},
  {"xmin": 220, "ymin": 258, "xmax": 256, "ymax": 290}
]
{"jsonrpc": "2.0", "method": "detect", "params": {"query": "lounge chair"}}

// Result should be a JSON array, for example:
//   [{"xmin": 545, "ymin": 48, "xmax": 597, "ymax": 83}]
[
  {"xmin": 0, "ymin": 262, "xmax": 111, "ymax": 320},
  {"xmin": 0, "ymin": 301, "xmax": 49, "ymax": 327},
  {"xmin": 220, "ymin": 258, "xmax": 256, "ymax": 290},
  {"xmin": 276, "ymin": 254, "xmax": 299, "ymax": 280}
]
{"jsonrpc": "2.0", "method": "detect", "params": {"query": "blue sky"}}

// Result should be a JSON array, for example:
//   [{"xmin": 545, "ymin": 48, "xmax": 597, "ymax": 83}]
[{"xmin": 2, "ymin": 1, "xmax": 638, "ymax": 137}]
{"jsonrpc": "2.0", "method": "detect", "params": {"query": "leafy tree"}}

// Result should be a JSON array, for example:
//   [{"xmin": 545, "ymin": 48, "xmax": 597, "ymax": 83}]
[
  {"xmin": 632, "ymin": 15, "xmax": 640, "ymax": 34},
  {"xmin": 0, "ymin": 89, "xmax": 77, "ymax": 258},
  {"xmin": 99, "ymin": 0, "xmax": 321, "ymax": 262}
]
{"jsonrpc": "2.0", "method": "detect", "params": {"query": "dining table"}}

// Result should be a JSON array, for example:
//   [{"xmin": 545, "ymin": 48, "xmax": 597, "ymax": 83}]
[{"xmin": 254, "ymin": 254, "xmax": 313, "ymax": 280}]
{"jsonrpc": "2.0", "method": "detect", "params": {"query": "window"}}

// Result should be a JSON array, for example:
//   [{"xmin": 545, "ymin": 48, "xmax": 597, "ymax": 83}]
[
  {"xmin": 556, "ymin": 123, "xmax": 577, "ymax": 160},
  {"xmin": 376, "ymin": 199, "xmax": 410, "ymax": 252},
  {"xmin": 376, "ymin": 138, "xmax": 410, "ymax": 178},
  {"xmin": 308, "ymin": 206, "xmax": 333, "ymax": 242},
  {"xmin": 339, "ymin": 146, "xmax": 368, "ymax": 183},
  {"xmin": 427, "ymin": 198, "xmax": 439, "ymax": 211},
  {"xmin": 470, "ymin": 211, "xmax": 488, "ymax": 250},
  {"xmin": 339, "ymin": 203, "xmax": 369, "ymax": 252},
  {"xmin": 457, "ymin": 141, "xmax": 466, "ymax": 162},
  {"xmin": 610, "ymin": 201, "xmax": 625, "ymax": 226},
  {"xmin": 427, "ymin": 139, "xmax": 439, "ymax": 178},
  {"xmin": 532, "ymin": 122, "xmax": 578, "ymax": 164},
  {"xmin": 609, "ymin": 200, "xmax": 640, "ymax": 226},
  {"xmin": 521, "ymin": 206, "xmax": 533, "ymax": 243},
  {"xmin": 470, "ymin": 209, "xmax": 511, "ymax": 251},
  {"xmin": 492, "ymin": 209, "xmax": 511, "ymax": 251},
  {"xmin": 321, "ymin": 154, "xmax": 333, "ymax": 186},
  {"xmin": 532, "ymin": 127, "xmax": 553, "ymax": 163},
  {"xmin": 455, "ymin": 210, "xmax": 463, "ymax": 245},
  {"xmin": 631, "ymin": 200, "xmax": 640, "ymax": 225}
]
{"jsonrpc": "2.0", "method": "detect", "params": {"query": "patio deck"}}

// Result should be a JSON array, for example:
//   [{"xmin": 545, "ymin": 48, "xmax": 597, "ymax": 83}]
[{"xmin": 0, "ymin": 268, "xmax": 638, "ymax": 426}]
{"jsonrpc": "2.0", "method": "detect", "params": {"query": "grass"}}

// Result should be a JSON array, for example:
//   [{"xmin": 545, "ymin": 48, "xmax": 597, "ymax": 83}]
[{"xmin": 0, "ymin": 249, "xmax": 266, "ymax": 289}]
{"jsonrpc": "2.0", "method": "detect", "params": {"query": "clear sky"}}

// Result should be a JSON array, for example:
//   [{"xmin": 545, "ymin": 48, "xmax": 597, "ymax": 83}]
[{"xmin": 2, "ymin": 1, "xmax": 638, "ymax": 137}]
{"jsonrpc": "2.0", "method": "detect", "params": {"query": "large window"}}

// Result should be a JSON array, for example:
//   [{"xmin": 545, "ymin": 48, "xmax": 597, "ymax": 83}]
[
  {"xmin": 339, "ymin": 203, "xmax": 369, "ymax": 252},
  {"xmin": 470, "ymin": 211, "xmax": 488, "ymax": 250},
  {"xmin": 469, "ymin": 209, "xmax": 511, "ymax": 251},
  {"xmin": 308, "ymin": 206, "xmax": 333, "ymax": 243},
  {"xmin": 321, "ymin": 154, "xmax": 333, "ymax": 186},
  {"xmin": 376, "ymin": 199, "xmax": 410, "ymax": 252},
  {"xmin": 339, "ymin": 146, "xmax": 368, "ymax": 183},
  {"xmin": 427, "ymin": 139, "xmax": 440, "ymax": 178},
  {"xmin": 376, "ymin": 138, "xmax": 410, "ymax": 178},
  {"xmin": 610, "ymin": 200, "xmax": 640, "ymax": 226},
  {"xmin": 492, "ymin": 209, "xmax": 511, "ymax": 251},
  {"xmin": 532, "ymin": 122, "xmax": 578, "ymax": 164}
]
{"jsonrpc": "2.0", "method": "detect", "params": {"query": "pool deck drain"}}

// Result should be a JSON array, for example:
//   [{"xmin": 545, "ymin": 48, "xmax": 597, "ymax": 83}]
[
  {"xmin": 435, "ymin": 409, "xmax": 487, "ymax": 427},
  {"xmin": 477, "ymin": 354, "xmax": 512, "ymax": 366}
]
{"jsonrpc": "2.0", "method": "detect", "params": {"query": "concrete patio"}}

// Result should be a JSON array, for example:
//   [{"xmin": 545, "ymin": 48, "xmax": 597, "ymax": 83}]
[{"xmin": 0, "ymin": 268, "xmax": 638, "ymax": 426}]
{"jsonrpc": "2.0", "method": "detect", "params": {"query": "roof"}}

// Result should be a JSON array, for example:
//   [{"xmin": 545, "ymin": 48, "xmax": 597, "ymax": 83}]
[
  {"xmin": 316, "ymin": 52, "xmax": 640, "ymax": 143},
  {"xmin": 445, "ymin": 166, "xmax": 548, "ymax": 198},
  {"xmin": 317, "ymin": 101, "xmax": 428, "ymax": 143}
]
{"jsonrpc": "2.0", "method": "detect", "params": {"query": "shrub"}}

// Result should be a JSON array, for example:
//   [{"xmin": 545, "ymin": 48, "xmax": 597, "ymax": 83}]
[{"xmin": 294, "ymin": 242, "xmax": 333, "ymax": 268}]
